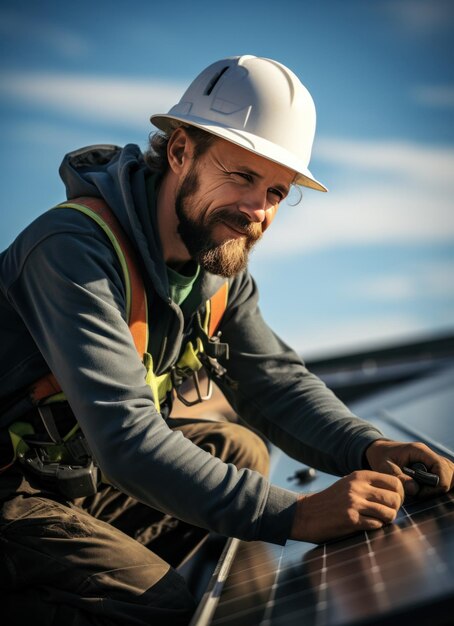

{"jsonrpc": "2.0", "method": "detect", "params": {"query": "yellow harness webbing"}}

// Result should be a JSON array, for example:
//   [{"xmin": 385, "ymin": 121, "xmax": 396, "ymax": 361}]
[{"xmin": 27, "ymin": 197, "xmax": 229, "ymax": 412}]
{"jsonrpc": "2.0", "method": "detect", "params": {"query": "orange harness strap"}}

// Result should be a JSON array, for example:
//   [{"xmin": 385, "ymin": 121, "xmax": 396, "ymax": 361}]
[
  {"xmin": 208, "ymin": 281, "xmax": 228, "ymax": 338},
  {"xmin": 30, "ymin": 196, "xmax": 148, "ymax": 404},
  {"xmin": 29, "ymin": 198, "xmax": 229, "ymax": 406},
  {"xmin": 73, "ymin": 196, "xmax": 148, "ymax": 358},
  {"xmin": 29, "ymin": 374, "xmax": 62, "ymax": 405}
]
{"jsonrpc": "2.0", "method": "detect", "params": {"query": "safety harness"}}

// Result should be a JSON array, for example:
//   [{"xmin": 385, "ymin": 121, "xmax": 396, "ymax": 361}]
[{"xmin": 2, "ymin": 197, "xmax": 229, "ymax": 495}]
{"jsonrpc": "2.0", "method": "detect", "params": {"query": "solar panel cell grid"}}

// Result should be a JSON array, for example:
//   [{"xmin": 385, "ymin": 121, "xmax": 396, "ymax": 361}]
[
  {"xmin": 205, "ymin": 370, "xmax": 454, "ymax": 626},
  {"xmin": 211, "ymin": 494, "xmax": 454, "ymax": 625}
]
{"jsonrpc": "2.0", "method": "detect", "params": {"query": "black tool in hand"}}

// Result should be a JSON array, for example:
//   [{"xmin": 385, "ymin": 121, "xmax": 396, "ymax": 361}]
[{"xmin": 402, "ymin": 462, "xmax": 439, "ymax": 487}]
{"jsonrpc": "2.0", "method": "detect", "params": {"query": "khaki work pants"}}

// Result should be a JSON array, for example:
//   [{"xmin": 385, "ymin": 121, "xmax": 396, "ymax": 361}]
[{"xmin": 0, "ymin": 416, "xmax": 270, "ymax": 626}]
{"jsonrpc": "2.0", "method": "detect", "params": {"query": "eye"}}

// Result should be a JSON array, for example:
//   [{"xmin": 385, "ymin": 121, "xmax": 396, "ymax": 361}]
[
  {"xmin": 268, "ymin": 187, "xmax": 284, "ymax": 203},
  {"xmin": 231, "ymin": 171, "xmax": 253, "ymax": 183}
]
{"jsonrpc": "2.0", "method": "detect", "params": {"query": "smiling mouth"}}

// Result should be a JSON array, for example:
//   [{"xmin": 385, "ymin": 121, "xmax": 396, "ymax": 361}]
[{"xmin": 219, "ymin": 220, "xmax": 249, "ymax": 238}]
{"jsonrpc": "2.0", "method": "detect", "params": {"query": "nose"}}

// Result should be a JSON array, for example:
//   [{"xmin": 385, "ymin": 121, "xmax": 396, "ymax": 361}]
[{"xmin": 238, "ymin": 189, "xmax": 270, "ymax": 224}]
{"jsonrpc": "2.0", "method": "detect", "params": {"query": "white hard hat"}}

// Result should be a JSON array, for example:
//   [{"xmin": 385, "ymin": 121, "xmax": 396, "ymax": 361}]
[{"xmin": 150, "ymin": 55, "xmax": 327, "ymax": 192}]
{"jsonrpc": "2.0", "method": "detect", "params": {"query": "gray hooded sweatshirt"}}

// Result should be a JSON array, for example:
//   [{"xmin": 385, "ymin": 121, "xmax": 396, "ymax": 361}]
[{"xmin": 0, "ymin": 144, "xmax": 383, "ymax": 544}]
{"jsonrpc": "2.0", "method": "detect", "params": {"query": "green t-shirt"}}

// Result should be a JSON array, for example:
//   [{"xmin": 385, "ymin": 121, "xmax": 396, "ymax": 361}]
[{"xmin": 166, "ymin": 263, "xmax": 200, "ymax": 306}]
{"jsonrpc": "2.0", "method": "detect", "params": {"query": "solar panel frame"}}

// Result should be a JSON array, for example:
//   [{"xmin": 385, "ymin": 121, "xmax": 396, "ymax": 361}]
[
  {"xmin": 207, "ymin": 495, "xmax": 454, "ymax": 626},
  {"xmin": 192, "ymin": 367, "xmax": 454, "ymax": 626}
]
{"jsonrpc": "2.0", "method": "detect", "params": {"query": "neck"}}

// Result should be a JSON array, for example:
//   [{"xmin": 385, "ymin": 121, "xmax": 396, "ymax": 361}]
[{"xmin": 156, "ymin": 170, "xmax": 191, "ymax": 266}]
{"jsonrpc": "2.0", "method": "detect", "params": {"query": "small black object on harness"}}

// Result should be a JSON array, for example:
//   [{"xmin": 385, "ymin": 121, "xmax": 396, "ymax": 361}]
[{"xmin": 18, "ymin": 404, "xmax": 99, "ymax": 499}]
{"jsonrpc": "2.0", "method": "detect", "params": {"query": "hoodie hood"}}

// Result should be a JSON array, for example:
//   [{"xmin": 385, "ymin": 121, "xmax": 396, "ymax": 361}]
[
  {"xmin": 59, "ymin": 143, "xmax": 169, "ymax": 300},
  {"xmin": 58, "ymin": 143, "xmax": 226, "ymax": 307}
]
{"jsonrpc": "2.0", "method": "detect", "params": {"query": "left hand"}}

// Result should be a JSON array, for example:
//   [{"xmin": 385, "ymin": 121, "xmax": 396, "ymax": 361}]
[{"xmin": 365, "ymin": 439, "xmax": 454, "ymax": 499}]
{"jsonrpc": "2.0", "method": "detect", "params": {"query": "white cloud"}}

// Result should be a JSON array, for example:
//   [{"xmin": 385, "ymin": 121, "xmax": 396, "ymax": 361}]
[
  {"xmin": 3, "ymin": 119, "xmax": 134, "ymax": 152},
  {"xmin": 422, "ymin": 262, "xmax": 454, "ymax": 294},
  {"xmin": 412, "ymin": 85, "xmax": 454, "ymax": 109},
  {"xmin": 254, "ymin": 138, "xmax": 454, "ymax": 258},
  {"xmin": 355, "ymin": 276, "xmax": 418, "ymax": 301},
  {"xmin": 0, "ymin": 71, "xmax": 186, "ymax": 130},
  {"xmin": 349, "ymin": 262, "xmax": 454, "ymax": 302},
  {"xmin": 2, "ymin": 72, "xmax": 453, "ymax": 259},
  {"xmin": 257, "ymin": 182, "xmax": 454, "ymax": 257},
  {"xmin": 315, "ymin": 137, "xmax": 454, "ymax": 185},
  {"xmin": 380, "ymin": 0, "xmax": 454, "ymax": 36},
  {"xmin": 288, "ymin": 315, "xmax": 439, "ymax": 358}
]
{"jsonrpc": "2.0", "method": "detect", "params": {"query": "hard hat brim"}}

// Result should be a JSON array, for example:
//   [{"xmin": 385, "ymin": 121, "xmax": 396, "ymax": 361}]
[{"xmin": 150, "ymin": 113, "xmax": 328, "ymax": 193}]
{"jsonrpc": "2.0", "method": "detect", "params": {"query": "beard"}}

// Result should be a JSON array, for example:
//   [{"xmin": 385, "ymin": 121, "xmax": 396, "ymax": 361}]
[{"xmin": 175, "ymin": 165, "xmax": 263, "ymax": 277}]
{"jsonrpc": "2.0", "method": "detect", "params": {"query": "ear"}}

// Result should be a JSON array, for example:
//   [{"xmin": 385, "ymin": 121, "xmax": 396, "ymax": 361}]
[{"xmin": 167, "ymin": 127, "xmax": 191, "ymax": 175}]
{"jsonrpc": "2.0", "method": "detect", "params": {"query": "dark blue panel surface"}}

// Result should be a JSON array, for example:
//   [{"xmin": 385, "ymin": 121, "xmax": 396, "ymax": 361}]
[{"xmin": 206, "ymin": 369, "xmax": 454, "ymax": 626}]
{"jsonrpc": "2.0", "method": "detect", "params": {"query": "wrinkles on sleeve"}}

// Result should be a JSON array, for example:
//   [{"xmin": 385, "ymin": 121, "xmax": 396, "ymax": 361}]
[
  {"xmin": 7, "ymin": 232, "xmax": 287, "ymax": 542},
  {"xmin": 217, "ymin": 272, "xmax": 384, "ymax": 477}
]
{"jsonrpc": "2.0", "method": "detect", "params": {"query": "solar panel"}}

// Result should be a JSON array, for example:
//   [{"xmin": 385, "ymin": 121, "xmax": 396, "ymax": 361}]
[
  {"xmin": 209, "ymin": 494, "xmax": 454, "ymax": 625},
  {"xmin": 356, "ymin": 367, "xmax": 454, "ymax": 459},
  {"xmin": 193, "ymin": 368, "xmax": 454, "ymax": 626}
]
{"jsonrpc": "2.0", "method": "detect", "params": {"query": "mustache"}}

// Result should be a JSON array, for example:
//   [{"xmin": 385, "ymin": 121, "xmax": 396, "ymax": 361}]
[{"xmin": 210, "ymin": 209, "xmax": 262, "ymax": 241}]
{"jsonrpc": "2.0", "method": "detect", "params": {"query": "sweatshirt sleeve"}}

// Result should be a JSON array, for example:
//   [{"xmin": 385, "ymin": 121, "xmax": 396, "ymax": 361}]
[
  {"xmin": 216, "ymin": 271, "xmax": 384, "ymax": 477},
  {"xmin": 3, "ymin": 220, "xmax": 297, "ymax": 544}
]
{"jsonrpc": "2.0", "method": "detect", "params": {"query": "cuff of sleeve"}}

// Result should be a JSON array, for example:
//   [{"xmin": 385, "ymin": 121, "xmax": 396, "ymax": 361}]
[
  {"xmin": 351, "ymin": 431, "xmax": 387, "ymax": 471},
  {"xmin": 255, "ymin": 484, "xmax": 299, "ymax": 545}
]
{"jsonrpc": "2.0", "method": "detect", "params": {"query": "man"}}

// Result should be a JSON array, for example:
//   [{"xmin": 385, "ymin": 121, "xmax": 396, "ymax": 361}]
[{"xmin": 0, "ymin": 55, "xmax": 453, "ymax": 625}]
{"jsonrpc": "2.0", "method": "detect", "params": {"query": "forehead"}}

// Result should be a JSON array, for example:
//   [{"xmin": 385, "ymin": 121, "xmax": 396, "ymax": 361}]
[{"xmin": 211, "ymin": 137, "xmax": 296, "ymax": 185}]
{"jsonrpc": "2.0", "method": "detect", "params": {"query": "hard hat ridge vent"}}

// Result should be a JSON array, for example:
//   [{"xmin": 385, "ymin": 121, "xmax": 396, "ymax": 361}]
[{"xmin": 204, "ymin": 66, "xmax": 230, "ymax": 96}]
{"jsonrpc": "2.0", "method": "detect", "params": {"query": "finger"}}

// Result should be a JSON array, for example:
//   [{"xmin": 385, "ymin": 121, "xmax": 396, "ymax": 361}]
[
  {"xmin": 367, "ymin": 486, "xmax": 403, "ymax": 510},
  {"xmin": 394, "ymin": 443, "xmax": 451, "ymax": 491},
  {"xmin": 359, "ymin": 517, "xmax": 385, "ymax": 532},
  {"xmin": 365, "ymin": 470, "xmax": 406, "ymax": 502},
  {"xmin": 393, "ymin": 441, "xmax": 439, "ymax": 468},
  {"xmin": 410, "ymin": 458, "xmax": 454, "ymax": 500},
  {"xmin": 449, "ymin": 459, "xmax": 454, "ymax": 491},
  {"xmin": 370, "ymin": 461, "xmax": 417, "ymax": 499},
  {"xmin": 398, "ymin": 454, "xmax": 453, "ymax": 496},
  {"xmin": 400, "ymin": 474, "xmax": 420, "ymax": 498},
  {"xmin": 389, "ymin": 463, "xmax": 420, "ymax": 498},
  {"xmin": 430, "ymin": 457, "xmax": 454, "ymax": 493},
  {"xmin": 360, "ymin": 501, "xmax": 399, "ymax": 525}
]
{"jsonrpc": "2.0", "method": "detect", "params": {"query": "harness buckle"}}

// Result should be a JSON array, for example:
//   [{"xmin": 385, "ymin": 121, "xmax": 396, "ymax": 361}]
[
  {"xmin": 171, "ymin": 367, "xmax": 213, "ymax": 407},
  {"xmin": 20, "ymin": 447, "xmax": 99, "ymax": 499},
  {"xmin": 206, "ymin": 332, "xmax": 230, "ymax": 360},
  {"xmin": 18, "ymin": 404, "xmax": 99, "ymax": 498}
]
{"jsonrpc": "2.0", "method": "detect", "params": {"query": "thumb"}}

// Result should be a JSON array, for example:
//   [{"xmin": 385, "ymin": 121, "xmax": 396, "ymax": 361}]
[
  {"xmin": 385, "ymin": 459, "xmax": 420, "ymax": 498},
  {"xmin": 399, "ymin": 473, "xmax": 420, "ymax": 498}
]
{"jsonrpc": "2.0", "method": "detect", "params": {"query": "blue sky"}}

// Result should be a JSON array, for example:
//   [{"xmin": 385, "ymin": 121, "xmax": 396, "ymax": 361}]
[{"xmin": 1, "ymin": 0, "xmax": 453, "ymax": 357}]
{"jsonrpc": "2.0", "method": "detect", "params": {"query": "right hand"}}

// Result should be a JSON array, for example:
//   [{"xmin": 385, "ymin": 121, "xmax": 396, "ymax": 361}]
[{"xmin": 290, "ymin": 470, "xmax": 405, "ymax": 544}]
